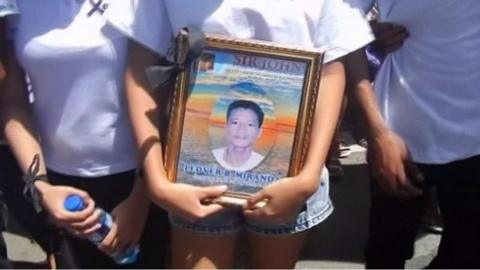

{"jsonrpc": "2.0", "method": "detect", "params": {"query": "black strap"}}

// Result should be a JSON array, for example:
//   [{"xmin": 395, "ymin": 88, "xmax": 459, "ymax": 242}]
[
  {"xmin": 22, "ymin": 154, "xmax": 49, "ymax": 213},
  {"xmin": 145, "ymin": 27, "xmax": 205, "ymax": 90}
]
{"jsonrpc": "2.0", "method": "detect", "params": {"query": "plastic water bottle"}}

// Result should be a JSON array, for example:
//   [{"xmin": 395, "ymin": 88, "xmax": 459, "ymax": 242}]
[{"xmin": 64, "ymin": 195, "xmax": 140, "ymax": 264}]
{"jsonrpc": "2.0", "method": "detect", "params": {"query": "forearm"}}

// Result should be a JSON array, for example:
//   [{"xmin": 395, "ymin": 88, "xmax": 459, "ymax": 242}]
[
  {"xmin": 1, "ymin": 46, "xmax": 47, "ymax": 175},
  {"xmin": 1, "ymin": 46, "xmax": 56, "ymax": 198},
  {"xmin": 298, "ymin": 60, "xmax": 346, "ymax": 191},
  {"xmin": 125, "ymin": 40, "xmax": 169, "ymax": 190},
  {"xmin": 4, "ymin": 103, "xmax": 55, "ymax": 194},
  {"xmin": 346, "ymin": 49, "xmax": 389, "ymax": 139},
  {"xmin": 3, "ymin": 108, "xmax": 45, "ymax": 173},
  {"xmin": 3, "ymin": 56, "xmax": 96, "ymax": 221},
  {"xmin": 128, "ymin": 174, "xmax": 151, "ymax": 208},
  {"xmin": 125, "ymin": 73, "xmax": 166, "ymax": 182},
  {"xmin": 354, "ymin": 83, "xmax": 389, "ymax": 140}
]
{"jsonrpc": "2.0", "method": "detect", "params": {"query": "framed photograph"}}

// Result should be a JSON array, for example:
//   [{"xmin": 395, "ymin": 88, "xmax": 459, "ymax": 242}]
[{"xmin": 164, "ymin": 34, "xmax": 324, "ymax": 206}]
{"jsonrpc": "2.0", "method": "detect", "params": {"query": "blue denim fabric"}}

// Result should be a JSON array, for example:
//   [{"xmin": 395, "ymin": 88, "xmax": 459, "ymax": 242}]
[{"xmin": 170, "ymin": 168, "xmax": 333, "ymax": 235}]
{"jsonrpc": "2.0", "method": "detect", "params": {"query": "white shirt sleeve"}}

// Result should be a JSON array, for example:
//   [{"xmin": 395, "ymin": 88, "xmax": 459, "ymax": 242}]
[
  {"xmin": 105, "ymin": 0, "xmax": 173, "ymax": 56},
  {"xmin": 0, "ymin": 0, "xmax": 18, "ymax": 17},
  {"xmin": 311, "ymin": 0, "xmax": 374, "ymax": 63}
]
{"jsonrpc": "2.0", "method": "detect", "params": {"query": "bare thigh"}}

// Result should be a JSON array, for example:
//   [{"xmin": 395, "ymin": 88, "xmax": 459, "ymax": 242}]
[
  {"xmin": 170, "ymin": 226, "xmax": 239, "ymax": 269},
  {"xmin": 246, "ymin": 230, "xmax": 307, "ymax": 269}
]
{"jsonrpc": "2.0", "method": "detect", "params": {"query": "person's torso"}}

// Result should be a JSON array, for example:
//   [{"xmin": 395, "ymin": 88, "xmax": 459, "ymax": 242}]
[
  {"xmin": 374, "ymin": 0, "xmax": 480, "ymax": 163},
  {"xmin": 164, "ymin": 0, "xmax": 319, "ymax": 48},
  {"xmin": 106, "ymin": 0, "xmax": 373, "ymax": 63},
  {"xmin": 10, "ymin": 0, "xmax": 137, "ymax": 176}
]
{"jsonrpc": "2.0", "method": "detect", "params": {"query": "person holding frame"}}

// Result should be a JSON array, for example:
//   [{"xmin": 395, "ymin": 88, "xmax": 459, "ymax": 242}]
[{"xmin": 107, "ymin": 0, "xmax": 373, "ymax": 268}]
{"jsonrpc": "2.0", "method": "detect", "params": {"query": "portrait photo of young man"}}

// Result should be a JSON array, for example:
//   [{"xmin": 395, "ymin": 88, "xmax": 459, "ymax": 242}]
[
  {"xmin": 197, "ymin": 53, "xmax": 215, "ymax": 72},
  {"xmin": 212, "ymin": 99, "xmax": 265, "ymax": 171}
]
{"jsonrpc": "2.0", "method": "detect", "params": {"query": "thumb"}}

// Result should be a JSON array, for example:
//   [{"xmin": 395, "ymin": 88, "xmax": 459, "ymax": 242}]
[
  {"xmin": 198, "ymin": 185, "xmax": 228, "ymax": 198},
  {"xmin": 245, "ymin": 190, "xmax": 268, "ymax": 209}
]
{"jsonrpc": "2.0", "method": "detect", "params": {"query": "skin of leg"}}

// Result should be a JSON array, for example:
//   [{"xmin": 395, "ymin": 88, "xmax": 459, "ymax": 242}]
[
  {"xmin": 170, "ymin": 226, "xmax": 239, "ymax": 269},
  {"xmin": 246, "ymin": 230, "xmax": 307, "ymax": 269}
]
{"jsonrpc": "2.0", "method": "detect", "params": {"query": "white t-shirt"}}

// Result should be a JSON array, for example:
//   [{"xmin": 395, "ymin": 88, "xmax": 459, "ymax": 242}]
[
  {"xmin": 0, "ymin": 0, "xmax": 17, "ymax": 17},
  {"xmin": 351, "ymin": 0, "xmax": 480, "ymax": 164},
  {"xmin": 9, "ymin": 0, "xmax": 137, "ymax": 177},
  {"xmin": 105, "ymin": 0, "xmax": 371, "ymax": 223},
  {"xmin": 106, "ymin": 0, "xmax": 374, "ymax": 63},
  {"xmin": 212, "ymin": 147, "xmax": 264, "ymax": 172}
]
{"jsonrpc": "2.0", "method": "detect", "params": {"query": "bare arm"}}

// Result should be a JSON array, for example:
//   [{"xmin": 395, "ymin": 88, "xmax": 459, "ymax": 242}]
[
  {"xmin": 1, "ymin": 44, "xmax": 99, "ymax": 234},
  {"xmin": 346, "ymin": 49, "xmax": 389, "ymax": 139},
  {"xmin": 124, "ymin": 40, "xmax": 170, "ymax": 186},
  {"xmin": 299, "ymin": 59, "xmax": 346, "ymax": 189},
  {"xmin": 244, "ymin": 58, "xmax": 347, "ymax": 223},
  {"xmin": 2, "ymin": 43, "xmax": 46, "ymax": 174},
  {"xmin": 346, "ymin": 49, "xmax": 422, "ymax": 196},
  {"xmin": 125, "ymin": 40, "xmax": 226, "ymax": 221}
]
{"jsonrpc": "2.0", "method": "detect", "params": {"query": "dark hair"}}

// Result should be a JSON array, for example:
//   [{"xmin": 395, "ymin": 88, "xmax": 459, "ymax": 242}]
[
  {"xmin": 200, "ymin": 53, "xmax": 215, "ymax": 63},
  {"xmin": 226, "ymin": 100, "xmax": 264, "ymax": 128}
]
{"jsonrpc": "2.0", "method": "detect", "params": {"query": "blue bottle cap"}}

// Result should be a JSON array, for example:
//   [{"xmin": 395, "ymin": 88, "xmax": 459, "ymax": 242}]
[{"xmin": 64, "ymin": 195, "xmax": 85, "ymax": 211}]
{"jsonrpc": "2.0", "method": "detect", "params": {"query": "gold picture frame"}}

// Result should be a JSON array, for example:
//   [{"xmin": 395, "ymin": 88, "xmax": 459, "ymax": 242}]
[{"xmin": 164, "ymin": 34, "xmax": 324, "ymax": 205}]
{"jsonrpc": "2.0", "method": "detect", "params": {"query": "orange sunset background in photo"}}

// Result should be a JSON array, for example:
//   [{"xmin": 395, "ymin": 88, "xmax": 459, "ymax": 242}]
[{"xmin": 176, "ymin": 50, "xmax": 308, "ymax": 193}]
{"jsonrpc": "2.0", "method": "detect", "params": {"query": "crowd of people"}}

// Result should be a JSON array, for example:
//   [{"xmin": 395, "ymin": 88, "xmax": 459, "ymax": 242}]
[{"xmin": 1, "ymin": 0, "xmax": 479, "ymax": 269}]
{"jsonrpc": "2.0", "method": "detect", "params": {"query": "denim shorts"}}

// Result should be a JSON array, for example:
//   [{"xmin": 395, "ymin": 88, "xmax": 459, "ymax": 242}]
[{"xmin": 170, "ymin": 167, "xmax": 333, "ymax": 235}]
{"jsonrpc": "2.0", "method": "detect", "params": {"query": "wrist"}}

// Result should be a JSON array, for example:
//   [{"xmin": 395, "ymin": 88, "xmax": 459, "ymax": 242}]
[
  {"xmin": 21, "ymin": 154, "xmax": 50, "ymax": 213},
  {"xmin": 295, "ymin": 172, "xmax": 320, "ymax": 198},
  {"xmin": 33, "ymin": 180, "xmax": 51, "ymax": 193},
  {"xmin": 29, "ymin": 178, "xmax": 52, "ymax": 213},
  {"xmin": 147, "ymin": 176, "xmax": 174, "ymax": 203},
  {"xmin": 367, "ymin": 124, "xmax": 390, "ymax": 140},
  {"xmin": 368, "ymin": 128, "xmax": 401, "ymax": 148}
]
